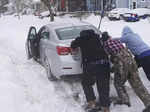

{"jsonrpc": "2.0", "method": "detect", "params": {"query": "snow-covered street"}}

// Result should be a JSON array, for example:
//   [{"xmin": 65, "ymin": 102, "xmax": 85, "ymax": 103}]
[{"xmin": 0, "ymin": 15, "xmax": 150, "ymax": 112}]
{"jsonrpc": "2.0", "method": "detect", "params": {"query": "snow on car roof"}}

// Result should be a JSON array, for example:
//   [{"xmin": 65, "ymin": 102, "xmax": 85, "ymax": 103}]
[
  {"xmin": 110, "ymin": 8, "xmax": 131, "ymax": 15},
  {"xmin": 46, "ymin": 20, "xmax": 91, "ymax": 29},
  {"xmin": 111, "ymin": 8, "xmax": 131, "ymax": 12},
  {"xmin": 131, "ymin": 8, "xmax": 150, "ymax": 16},
  {"xmin": 41, "ymin": 11, "xmax": 49, "ymax": 16}
]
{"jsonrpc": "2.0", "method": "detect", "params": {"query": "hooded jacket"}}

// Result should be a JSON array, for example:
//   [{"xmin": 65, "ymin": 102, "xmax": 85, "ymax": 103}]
[
  {"xmin": 71, "ymin": 30, "xmax": 108, "ymax": 63},
  {"xmin": 120, "ymin": 26, "xmax": 150, "ymax": 56}
]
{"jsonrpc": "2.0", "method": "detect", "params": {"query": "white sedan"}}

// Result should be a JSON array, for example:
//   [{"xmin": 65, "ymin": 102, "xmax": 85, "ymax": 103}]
[
  {"xmin": 131, "ymin": 8, "xmax": 150, "ymax": 19},
  {"xmin": 25, "ymin": 21, "xmax": 101, "ymax": 81},
  {"xmin": 108, "ymin": 8, "xmax": 131, "ymax": 20}
]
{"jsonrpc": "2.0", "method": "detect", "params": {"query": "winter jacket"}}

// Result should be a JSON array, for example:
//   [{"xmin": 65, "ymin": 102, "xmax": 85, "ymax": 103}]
[
  {"xmin": 71, "ymin": 30, "xmax": 109, "ymax": 63},
  {"xmin": 120, "ymin": 26, "xmax": 150, "ymax": 56}
]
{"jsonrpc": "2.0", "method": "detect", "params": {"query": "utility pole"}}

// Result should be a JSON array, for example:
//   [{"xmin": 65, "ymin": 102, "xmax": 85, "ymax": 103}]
[
  {"xmin": 0, "ymin": 1, "xmax": 1, "ymax": 17},
  {"xmin": 101, "ymin": 0, "xmax": 103, "ymax": 10}
]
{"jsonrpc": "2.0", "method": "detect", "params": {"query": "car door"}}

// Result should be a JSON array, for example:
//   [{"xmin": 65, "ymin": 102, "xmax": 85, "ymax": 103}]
[
  {"xmin": 26, "ymin": 26, "xmax": 38, "ymax": 59},
  {"xmin": 38, "ymin": 27, "xmax": 50, "ymax": 64}
]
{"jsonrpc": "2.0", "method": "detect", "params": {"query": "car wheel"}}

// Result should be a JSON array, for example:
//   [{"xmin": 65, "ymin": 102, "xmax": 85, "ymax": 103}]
[
  {"xmin": 118, "ymin": 16, "xmax": 121, "ymax": 20},
  {"xmin": 108, "ymin": 17, "xmax": 112, "ymax": 21},
  {"xmin": 44, "ymin": 57, "xmax": 57, "ymax": 81}
]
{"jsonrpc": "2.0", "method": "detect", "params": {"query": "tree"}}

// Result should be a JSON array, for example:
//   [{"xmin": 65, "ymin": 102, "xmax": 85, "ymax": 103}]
[
  {"xmin": 16, "ymin": 0, "xmax": 21, "ymax": 19},
  {"xmin": 41, "ymin": 0, "xmax": 55, "ymax": 21},
  {"xmin": 10, "ymin": 0, "xmax": 34, "ymax": 19}
]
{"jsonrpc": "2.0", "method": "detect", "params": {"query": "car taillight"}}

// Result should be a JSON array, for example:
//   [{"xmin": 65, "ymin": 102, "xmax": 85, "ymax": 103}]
[
  {"xmin": 132, "ymin": 14, "xmax": 136, "ymax": 17},
  {"xmin": 56, "ymin": 46, "xmax": 71, "ymax": 55}
]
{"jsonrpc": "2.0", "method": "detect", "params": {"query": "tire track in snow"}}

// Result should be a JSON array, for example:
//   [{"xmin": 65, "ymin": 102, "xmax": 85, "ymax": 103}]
[
  {"xmin": 0, "ymin": 42, "xmax": 85, "ymax": 112},
  {"xmin": 0, "ymin": 42, "xmax": 147, "ymax": 112}
]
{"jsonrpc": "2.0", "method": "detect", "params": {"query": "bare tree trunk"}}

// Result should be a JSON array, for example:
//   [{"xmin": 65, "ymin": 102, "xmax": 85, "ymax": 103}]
[
  {"xmin": 48, "ymin": 6, "xmax": 54, "ymax": 21},
  {"xmin": 16, "ymin": 0, "xmax": 21, "ymax": 19},
  {"xmin": 66, "ymin": 0, "xmax": 69, "ymax": 12},
  {"xmin": 41, "ymin": 0, "xmax": 54, "ymax": 21}
]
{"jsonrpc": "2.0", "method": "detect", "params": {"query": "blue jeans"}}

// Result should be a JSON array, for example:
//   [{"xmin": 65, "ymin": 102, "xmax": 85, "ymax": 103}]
[{"xmin": 139, "ymin": 55, "xmax": 150, "ymax": 81}]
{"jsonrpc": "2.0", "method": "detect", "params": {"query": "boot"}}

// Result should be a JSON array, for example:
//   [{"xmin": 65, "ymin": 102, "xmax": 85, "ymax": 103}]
[
  {"xmin": 101, "ymin": 107, "xmax": 110, "ymax": 112},
  {"xmin": 85, "ymin": 101, "xmax": 101, "ymax": 112},
  {"xmin": 112, "ymin": 97, "xmax": 131, "ymax": 107},
  {"xmin": 114, "ymin": 99, "xmax": 131, "ymax": 107},
  {"xmin": 143, "ymin": 105, "xmax": 150, "ymax": 112}
]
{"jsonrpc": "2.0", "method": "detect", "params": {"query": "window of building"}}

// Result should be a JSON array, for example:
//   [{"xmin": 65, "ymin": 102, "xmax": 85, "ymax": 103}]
[
  {"xmin": 133, "ymin": 2, "xmax": 136, "ymax": 9},
  {"xmin": 141, "ymin": 0, "xmax": 146, "ymax": 2}
]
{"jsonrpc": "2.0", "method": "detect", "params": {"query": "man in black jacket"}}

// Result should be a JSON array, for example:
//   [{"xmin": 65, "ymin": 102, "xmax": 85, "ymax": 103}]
[{"xmin": 71, "ymin": 29, "xmax": 110, "ymax": 112}]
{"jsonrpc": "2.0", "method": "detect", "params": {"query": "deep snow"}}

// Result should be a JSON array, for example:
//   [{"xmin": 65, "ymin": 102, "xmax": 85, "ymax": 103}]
[{"xmin": 0, "ymin": 14, "xmax": 150, "ymax": 112}]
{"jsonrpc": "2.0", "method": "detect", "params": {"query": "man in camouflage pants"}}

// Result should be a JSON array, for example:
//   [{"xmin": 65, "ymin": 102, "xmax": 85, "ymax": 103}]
[{"xmin": 101, "ymin": 32, "xmax": 150, "ymax": 112}]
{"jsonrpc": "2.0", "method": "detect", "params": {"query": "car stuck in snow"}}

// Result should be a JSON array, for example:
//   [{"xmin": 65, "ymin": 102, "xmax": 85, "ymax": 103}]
[{"xmin": 25, "ymin": 21, "xmax": 101, "ymax": 81}]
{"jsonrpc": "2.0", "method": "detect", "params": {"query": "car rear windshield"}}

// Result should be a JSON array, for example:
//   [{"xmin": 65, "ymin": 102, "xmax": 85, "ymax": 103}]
[{"xmin": 55, "ymin": 25, "xmax": 100, "ymax": 40}]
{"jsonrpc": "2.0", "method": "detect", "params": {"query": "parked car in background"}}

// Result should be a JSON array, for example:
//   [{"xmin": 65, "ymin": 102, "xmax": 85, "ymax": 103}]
[
  {"xmin": 122, "ymin": 13, "xmax": 139, "ymax": 22},
  {"xmin": 25, "ymin": 21, "xmax": 101, "ymax": 81},
  {"xmin": 39, "ymin": 8, "xmax": 57, "ymax": 19},
  {"xmin": 4, "ymin": 11, "xmax": 14, "ymax": 15},
  {"xmin": 131, "ymin": 8, "xmax": 150, "ymax": 19},
  {"xmin": 33, "ymin": 11, "xmax": 41, "ymax": 16},
  {"xmin": 39, "ymin": 11, "xmax": 50, "ymax": 19},
  {"xmin": 108, "ymin": 8, "xmax": 131, "ymax": 20}
]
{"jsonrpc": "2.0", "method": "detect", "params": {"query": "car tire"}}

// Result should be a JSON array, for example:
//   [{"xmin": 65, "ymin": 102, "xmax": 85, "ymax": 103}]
[
  {"xmin": 108, "ymin": 17, "xmax": 113, "ymax": 21},
  {"xmin": 44, "ymin": 57, "xmax": 57, "ymax": 81},
  {"xmin": 118, "ymin": 16, "xmax": 121, "ymax": 20}
]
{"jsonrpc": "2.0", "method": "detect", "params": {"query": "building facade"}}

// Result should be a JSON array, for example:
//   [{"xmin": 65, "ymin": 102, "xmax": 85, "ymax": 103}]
[
  {"xmin": 31, "ymin": 0, "xmax": 115, "ymax": 12},
  {"xmin": 86, "ymin": 0, "xmax": 102, "ymax": 11},
  {"xmin": 58, "ymin": 0, "xmax": 110, "ymax": 12},
  {"xmin": 86, "ymin": 0, "xmax": 113, "ymax": 11},
  {"xmin": 137, "ymin": 0, "xmax": 150, "ymax": 8},
  {"xmin": 116, "ymin": 0, "xmax": 129, "ymax": 8},
  {"xmin": 115, "ymin": 0, "xmax": 150, "ymax": 9},
  {"xmin": 68, "ymin": 0, "xmax": 86, "ymax": 11}
]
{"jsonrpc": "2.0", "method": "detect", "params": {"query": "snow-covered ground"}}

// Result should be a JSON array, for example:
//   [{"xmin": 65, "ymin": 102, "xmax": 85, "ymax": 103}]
[{"xmin": 0, "ymin": 14, "xmax": 150, "ymax": 112}]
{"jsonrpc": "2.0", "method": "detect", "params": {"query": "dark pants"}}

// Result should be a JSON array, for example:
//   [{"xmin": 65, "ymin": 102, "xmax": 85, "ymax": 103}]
[
  {"xmin": 81, "ymin": 63, "xmax": 110, "ymax": 107},
  {"xmin": 139, "ymin": 55, "xmax": 150, "ymax": 81}
]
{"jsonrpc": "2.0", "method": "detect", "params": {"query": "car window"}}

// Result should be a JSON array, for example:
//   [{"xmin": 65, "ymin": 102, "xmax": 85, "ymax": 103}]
[
  {"xmin": 55, "ymin": 25, "xmax": 100, "ymax": 40},
  {"xmin": 29, "ymin": 28, "xmax": 36, "ymax": 39},
  {"xmin": 41, "ymin": 31, "xmax": 49, "ymax": 39},
  {"xmin": 39, "ymin": 27, "xmax": 49, "ymax": 39}
]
